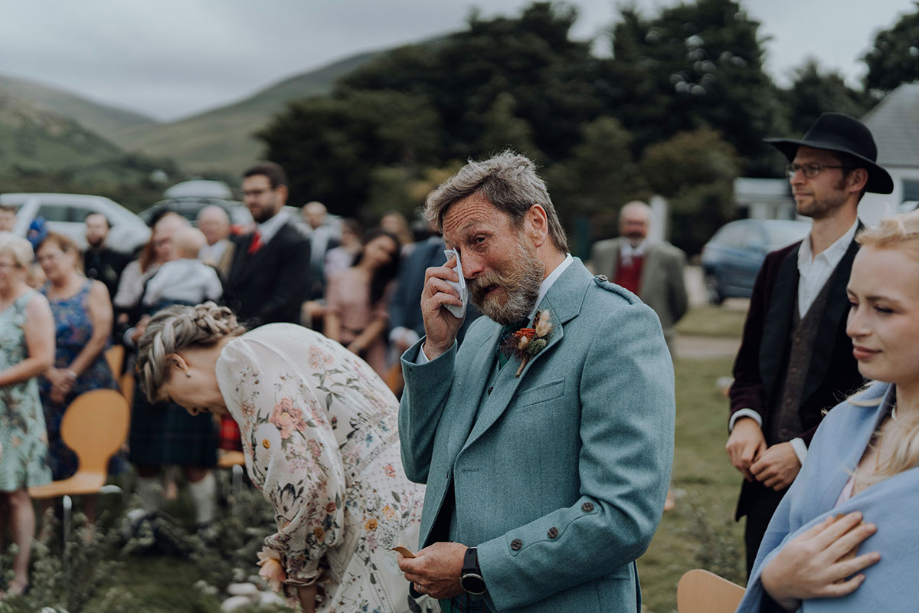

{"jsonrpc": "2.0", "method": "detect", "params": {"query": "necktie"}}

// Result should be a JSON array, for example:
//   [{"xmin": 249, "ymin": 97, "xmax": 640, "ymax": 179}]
[
  {"xmin": 247, "ymin": 230, "xmax": 262, "ymax": 255},
  {"xmin": 496, "ymin": 318, "xmax": 530, "ymax": 369}
]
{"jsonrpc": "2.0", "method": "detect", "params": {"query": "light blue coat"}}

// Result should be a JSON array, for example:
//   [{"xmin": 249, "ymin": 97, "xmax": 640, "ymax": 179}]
[
  {"xmin": 399, "ymin": 259, "xmax": 675, "ymax": 612},
  {"xmin": 739, "ymin": 382, "xmax": 919, "ymax": 612}
]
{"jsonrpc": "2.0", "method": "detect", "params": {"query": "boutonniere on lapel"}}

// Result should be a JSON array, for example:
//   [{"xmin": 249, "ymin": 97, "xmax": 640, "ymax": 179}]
[{"xmin": 501, "ymin": 310, "xmax": 554, "ymax": 377}]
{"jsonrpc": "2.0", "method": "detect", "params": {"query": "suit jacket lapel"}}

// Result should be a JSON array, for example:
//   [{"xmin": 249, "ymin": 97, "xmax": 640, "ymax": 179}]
[
  {"xmin": 760, "ymin": 244, "xmax": 800, "ymax": 395},
  {"xmin": 606, "ymin": 240, "xmax": 620, "ymax": 281},
  {"xmin": 233, "ymin": 224, "xmax": 288, "ymax": 284},
  {"xmin": 638, "ymin": 243, "xmax": 660, "ymax": 298},
  {"xmin": 448, "ymin": 323, "xmax": 503, "ymax": 457},
  {"xmin": 461, "ymin": 260, "xmax": 590, "ymax": 451}
]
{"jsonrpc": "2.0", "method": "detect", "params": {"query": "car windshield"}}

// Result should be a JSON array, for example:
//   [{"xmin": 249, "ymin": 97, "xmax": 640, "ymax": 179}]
[{"xmin": 764, "ymin": 221, "xmax": 811, "ymax": 250}]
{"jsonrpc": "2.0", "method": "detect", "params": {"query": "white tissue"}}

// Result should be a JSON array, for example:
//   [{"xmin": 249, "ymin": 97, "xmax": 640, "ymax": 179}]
[{"xmin": 443, "ymin": 249, "xmax": 468, "ymax": 319}]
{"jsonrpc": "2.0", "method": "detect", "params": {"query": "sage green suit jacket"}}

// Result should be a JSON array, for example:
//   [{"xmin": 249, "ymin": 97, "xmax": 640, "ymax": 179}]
[{"xmin": 399, "ymin": 259, "xmax": 675, "ymax": 612}]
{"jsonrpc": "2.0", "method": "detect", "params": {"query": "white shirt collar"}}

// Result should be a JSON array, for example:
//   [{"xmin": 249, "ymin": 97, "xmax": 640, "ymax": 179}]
[
  {"xmin": 256, "ymin": 209, "xmax": 290, "ymax": 245},
  {"xmin": 531, "ymin": 253, "xmax": 573, "ymax": 319},
  {"xmin": 798, "ymin": 219, "xmax": 858, "ymax": 269}
]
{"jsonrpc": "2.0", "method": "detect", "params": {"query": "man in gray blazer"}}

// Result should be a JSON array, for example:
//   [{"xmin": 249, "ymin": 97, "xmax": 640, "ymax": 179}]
[
  {"xmin": 590, "ymin": 201, "xmax": 689, "ymax": 358},
  {"xmin": 397, "ymin": 152, "xmax": 675, "ymax": 612}
]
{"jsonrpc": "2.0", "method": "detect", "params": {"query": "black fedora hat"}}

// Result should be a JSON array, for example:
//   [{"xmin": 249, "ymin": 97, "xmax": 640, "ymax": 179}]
[{"xmin": 765, "ymin": 112, "xmax": 893, "ymax": 194}]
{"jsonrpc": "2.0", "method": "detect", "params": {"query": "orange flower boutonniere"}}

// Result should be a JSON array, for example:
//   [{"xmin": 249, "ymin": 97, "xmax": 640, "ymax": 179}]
[{"xmin": 501, "ymin": 310, "xmax": 554, "ymax": 377}]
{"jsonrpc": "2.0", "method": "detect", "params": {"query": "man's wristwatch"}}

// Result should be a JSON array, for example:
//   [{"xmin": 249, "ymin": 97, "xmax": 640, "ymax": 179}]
[{"xmin": 460, "ymin": 547, "xmax": 487, "ymax": 595}]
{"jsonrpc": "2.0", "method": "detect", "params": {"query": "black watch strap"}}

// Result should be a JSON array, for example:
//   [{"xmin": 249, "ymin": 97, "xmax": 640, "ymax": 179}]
[
  {"xmin": 460, "ymin": 546, "xmax": 487, "ymax": 595},
  {"xmin": 462, "ymin": 546, "xmax": 480, "ymax": 573}
]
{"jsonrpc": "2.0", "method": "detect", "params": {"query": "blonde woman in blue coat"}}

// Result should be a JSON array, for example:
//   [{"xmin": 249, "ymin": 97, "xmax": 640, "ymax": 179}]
[{"xmin": 739, "ymin": 210, "xmax": 919, "ymax": 611}]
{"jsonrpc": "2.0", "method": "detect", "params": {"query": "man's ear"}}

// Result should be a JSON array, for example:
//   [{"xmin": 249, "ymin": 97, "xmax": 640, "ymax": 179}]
[
  {"xmin": 847, "ymin": 168, "xmax": 869, "ymax": 193},
  {"xmin": 275, "ymin": 184, "xmax": 289, "ymax": 206},
  {"xmin": 527, "ymin": 205, "xmax": 549, "ymax": 248}
]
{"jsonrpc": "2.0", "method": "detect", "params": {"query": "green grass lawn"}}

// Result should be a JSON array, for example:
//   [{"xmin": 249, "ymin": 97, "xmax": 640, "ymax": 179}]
[
  {"xmin": 675, "ymin": 304, "xmax": 748, "ymax": 338},
  {"xmin": 637, "ymin": 355, "xmax": 746, "ymax": 613}
]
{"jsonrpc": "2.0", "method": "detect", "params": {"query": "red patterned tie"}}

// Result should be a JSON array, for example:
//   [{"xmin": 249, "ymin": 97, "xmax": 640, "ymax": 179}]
[{"xmin": 247, "ymin": 230, "xmax": 262, "ymax": 255}]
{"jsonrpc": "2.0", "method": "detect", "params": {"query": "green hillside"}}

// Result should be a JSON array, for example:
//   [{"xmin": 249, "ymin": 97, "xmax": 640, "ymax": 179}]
[
  {"xmin": 0, "ymin": 90, "xmax": 125, "ymax": 175},
  {"xmin": 0, "ymin": 74, "xmax": 157, "ymax": 140},
  {"xmin": 111, "ymin": 50, "xmax": 381, "ymax": 174}
]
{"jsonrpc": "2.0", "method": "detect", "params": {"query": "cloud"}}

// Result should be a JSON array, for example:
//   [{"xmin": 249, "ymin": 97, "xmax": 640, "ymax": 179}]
[{"xmin": 0, "ymin": 0, "xmax": 913, "ymax": 120}]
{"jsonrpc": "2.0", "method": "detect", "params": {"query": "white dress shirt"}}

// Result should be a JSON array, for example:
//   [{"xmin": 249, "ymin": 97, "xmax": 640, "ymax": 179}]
[
  {"xmin": 796, "ymin": 220, "xmax": 858, "ymax": 318},
  {"xmin": 256, "ymin": 208, "xmax": 291, "ymax": 246}
]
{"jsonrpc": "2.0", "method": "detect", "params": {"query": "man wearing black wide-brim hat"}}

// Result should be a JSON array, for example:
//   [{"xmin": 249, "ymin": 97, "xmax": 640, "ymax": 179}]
[{"xmin": 725, "ymin": 112, "xmax": 894, "ymax": 575}]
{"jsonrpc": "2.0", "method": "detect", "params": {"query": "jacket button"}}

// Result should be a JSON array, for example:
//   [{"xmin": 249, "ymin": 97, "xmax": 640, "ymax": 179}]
[
  {"xmin": 488, "ymin": 386, "xmax": 493, "ymax": 395},
  {"xmin": 510, "ymin": 538, "xmax": 523, "ymax": 551},
  {"xmin": 596, "ymin": 275, "xmax": 608, "ymax": 282},
  {"xmin": 547, "ymin": 527, "xmax": 559, "ymax": 539},
  {"xmin": 581, "ymin": 502, "xmax": 594, "ymax": 513}
]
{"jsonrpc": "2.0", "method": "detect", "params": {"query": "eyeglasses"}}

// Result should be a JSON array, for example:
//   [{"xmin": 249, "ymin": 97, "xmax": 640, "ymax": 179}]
[{"xmin": 785, "ymin": 163, "xmax": 855, "ymax": 179}]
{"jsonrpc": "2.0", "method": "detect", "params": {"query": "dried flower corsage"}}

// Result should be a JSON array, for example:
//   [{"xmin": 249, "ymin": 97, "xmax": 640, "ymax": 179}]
[
  {"xmin": 501, "ymin": 310, "xmax": 554, "ymax": 377},
  {"xmin": 256, "ymin": 547, "xmax": 287, "ymax": 593}
]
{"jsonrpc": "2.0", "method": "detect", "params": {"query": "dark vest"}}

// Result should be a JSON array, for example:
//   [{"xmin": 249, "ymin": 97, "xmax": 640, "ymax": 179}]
[{"xmin": 766, "ymin": 277, "xmax": 833, "ymax": 445}]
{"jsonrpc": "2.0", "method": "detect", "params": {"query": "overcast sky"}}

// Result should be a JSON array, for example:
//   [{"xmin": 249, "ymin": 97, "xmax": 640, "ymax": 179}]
[{"xmin": 0, "ymin": 0, "xmax": 914, "ymax": 122}]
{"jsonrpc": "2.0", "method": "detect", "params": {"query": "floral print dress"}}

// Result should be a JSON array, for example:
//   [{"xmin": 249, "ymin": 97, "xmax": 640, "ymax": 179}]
[
  {"xmin": 215, "ymin": 324, "xmax": 438, "ymax": 613},
  {"xmin": 0, "ymin": 292, "xmax": 52, "ymax": 492}
]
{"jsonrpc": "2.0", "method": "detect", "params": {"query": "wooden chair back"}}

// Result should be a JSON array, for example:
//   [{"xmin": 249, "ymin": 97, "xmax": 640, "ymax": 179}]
[
  {"xmin": 677, "ymin": 569, "xmax": 746, "ymax": 613},
  {"xmin": 30, "ymin": 389, "xmax": 130, "ymax": 499},
  {"xmin": 105, "ymin": 345, "xmax": 124, "ymax": 380},
  {"xmin": 60, "ymin": 389, "xmax": 129, "ymax": 475}
]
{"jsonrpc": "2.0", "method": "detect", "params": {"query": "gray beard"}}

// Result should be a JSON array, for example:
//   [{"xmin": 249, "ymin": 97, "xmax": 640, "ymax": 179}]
[{"xmin": 469, "ymin": 243, "xmax": 545, "ymax": 326}]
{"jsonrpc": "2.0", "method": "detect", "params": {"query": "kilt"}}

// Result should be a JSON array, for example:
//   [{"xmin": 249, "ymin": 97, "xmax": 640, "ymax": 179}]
[
  {"xmin": 441, "ymin": 595, "xmax": 489, "ymax": 612},
  {"xmin": 128, "ymin": 376, "xmax": 218, "ymax": 468}
]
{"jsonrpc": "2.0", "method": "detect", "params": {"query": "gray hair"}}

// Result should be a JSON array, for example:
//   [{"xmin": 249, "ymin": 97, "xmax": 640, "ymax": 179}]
[
  {"xmin": 0, "ymin": 232, "xmax": 34, "ymax": 268},
  {"xmin": 619, "ymin": 201, "xmax": 653, "ymax": 224},
  {"xmin": 425, "ymin": 151, "xmax": 568, "ymax": 252},
  {"xmin": 136, "ymin": 302, "xmax": 246, "ymax": 402}
]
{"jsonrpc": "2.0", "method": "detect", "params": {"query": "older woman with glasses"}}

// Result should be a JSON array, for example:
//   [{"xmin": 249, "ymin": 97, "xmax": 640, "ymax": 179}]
[{"xmin": 0, "ymin": 233, "xmax": 54, "ymax": 596}]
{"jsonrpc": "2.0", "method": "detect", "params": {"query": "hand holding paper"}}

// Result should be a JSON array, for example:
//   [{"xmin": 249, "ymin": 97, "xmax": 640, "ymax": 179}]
[{"xmin": 442, "ymin": 249, "xmax": 468, "ymax": 319}]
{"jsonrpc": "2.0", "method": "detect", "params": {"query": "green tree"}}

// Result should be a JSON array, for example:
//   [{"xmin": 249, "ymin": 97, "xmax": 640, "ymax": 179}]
[
  {"xmin": 640, "ymin": 129, "xmax": 740, "ymax": 254},
  {"xmin": 545, "ymin": 116, "xmax": 648, "ymax": 250},
  {"xmin": 258, "ymin": 90, "xmax": 440, "ymax": 216},
  {"xmin": 602, "ymin": 0, "xmax": 781, "ymax": 176},
  {"xmin": 780, "ymin": 59, "xmax": 873, "ymax": 136},
  {"xmin": 475, "ymin": 93, "xmax": 544, "ymax": 163},
  {"xmin": 341, "ymin": 2, "xmax": 600, "ymax": 163},
  {"xmin": 863, "ymin": 3, "xmax": 919, "ymax": 94}
]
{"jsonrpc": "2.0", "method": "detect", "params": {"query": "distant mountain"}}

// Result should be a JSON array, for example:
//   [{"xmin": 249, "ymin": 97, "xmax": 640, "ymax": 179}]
[
  {"xmin": 111, "ymin": 50, "xmax": 382, "ymax": 174},
  {"xmin": 0, "ymin": 74, "xmax": 157, "ymax": 140},
  {"xmin": 0, "ymin": 90, "xmax": 126, "ymax": 175}
]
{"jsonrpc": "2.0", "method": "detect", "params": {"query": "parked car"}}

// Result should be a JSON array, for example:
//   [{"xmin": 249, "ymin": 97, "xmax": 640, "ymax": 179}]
[
  {"xmin": 701, "ymin": 219, "xmax": 811, "ymax": 304},
  {"xmin": 140, "ymin": 198, "xmax": 253, "ymax": 233},
  {"xmin": 1, "ymin": 192, "xmax": 150, "ymax": 254}
]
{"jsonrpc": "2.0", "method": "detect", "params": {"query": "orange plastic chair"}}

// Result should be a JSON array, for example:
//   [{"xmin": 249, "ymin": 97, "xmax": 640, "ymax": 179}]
[
  {"xmin": 29, "ymin": 389, "xmax": 130, "ymax": 545},
  {"xmin": 104, "ymin": 344, "xmax": 124, "ymax": 380},
  {"xmin": 677, "ymin": 569, "xmax": 746, "ymax": 613}
]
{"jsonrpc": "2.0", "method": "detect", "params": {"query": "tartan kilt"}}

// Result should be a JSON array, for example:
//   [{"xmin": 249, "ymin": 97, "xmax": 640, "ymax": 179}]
[{"xmin": 128, "ymin": 377, "xmax": 218, "ymax": 468}]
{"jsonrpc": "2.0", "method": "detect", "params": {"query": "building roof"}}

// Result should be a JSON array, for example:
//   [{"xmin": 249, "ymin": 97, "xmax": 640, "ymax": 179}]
[{"xmin": 863, "ymin": 82, "xmax": 919, "ymax": 168}]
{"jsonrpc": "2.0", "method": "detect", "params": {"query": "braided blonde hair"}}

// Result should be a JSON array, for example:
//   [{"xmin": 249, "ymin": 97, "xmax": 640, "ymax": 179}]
[
  {"xmin": 136, "ymin": 302, "xmax": 246, "ymax": 402},
  {"xmin": 853, "ymin": 209, "xmax": 919, "ymax": 484}
]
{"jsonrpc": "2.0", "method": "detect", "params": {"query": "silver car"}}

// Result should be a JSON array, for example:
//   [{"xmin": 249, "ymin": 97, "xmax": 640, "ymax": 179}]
[{"xmin": 1, "ymin": 192, "xmax": 150, "ymax": 254}]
